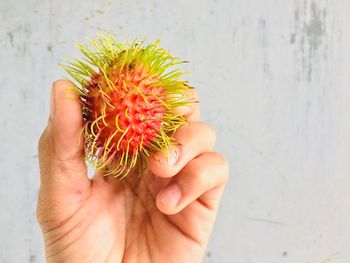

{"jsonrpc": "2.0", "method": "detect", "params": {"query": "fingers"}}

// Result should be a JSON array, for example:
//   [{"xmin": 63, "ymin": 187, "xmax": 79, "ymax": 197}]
[
  {"xmin": 172, "ymin": 87, "xmax": 200, "ymax": 121},
  {"xmin": 38, "ymin": 80, "xmax": 89, "ymax": 189},
  {"xmin": 156, "ymin": 152, "xmax": 229, "ymax": 214},
  {"xmin": 148, "ymin": 121, "xmax": 216, "ymax": 178}
]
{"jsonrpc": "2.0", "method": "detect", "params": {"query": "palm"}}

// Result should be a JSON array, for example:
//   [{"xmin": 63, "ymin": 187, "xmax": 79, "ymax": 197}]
[{"xmin": 38, "ymin": 169, "xmax": 215, "ymax": 263}]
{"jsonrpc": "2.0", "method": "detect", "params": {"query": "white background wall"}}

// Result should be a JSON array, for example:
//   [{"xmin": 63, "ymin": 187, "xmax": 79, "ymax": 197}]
[{"xmin": 1, "ymin": 0, "xmax": 350, "ymax": 262}]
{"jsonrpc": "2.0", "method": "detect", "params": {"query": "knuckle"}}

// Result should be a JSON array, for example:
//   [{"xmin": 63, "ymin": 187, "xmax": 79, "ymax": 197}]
[
  {"xmin": 217, "ymin": 153, "xmax": 229, "ymax": 169},
  {"xmin": 211, "ymin": 152, "xmax": 230, "ymax": 180},
  {"xmin": 222, "ymin": 159, "xmax": 230, "ymax": 180},
  {"xmin": 36, "ymin": 198, "xmax": 44, "ymax": 223},
  {"xmin": 200, "ymin": 122, "xmax": 216, "ymax": 145},
  {"xmin": 206, "ymin": 124, "xmax": 217, "ymax": 146},
  {"xmin": 38, "ymin": 125, "xmax": 55, "ymax": 164},
  {"xmin": 38, "ymin": 128, "xmax": 49, "ymax": 153},
  {"xmin": 192, "ymin": 121, "xmax": 217, "ymax": 146},
  {"xmin": 188, "ymin": 159, "xmax": 207, "ymax": 179}
]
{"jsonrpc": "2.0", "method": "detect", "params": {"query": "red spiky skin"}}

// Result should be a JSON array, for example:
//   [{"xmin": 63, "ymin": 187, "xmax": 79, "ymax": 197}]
[
  {"xmin": 62, "ymin": 36, "xmax": 193, "ymax": 177},
  {"xmin": 84, "ymin": 64, "xmax": 166, "ymax": 157}
]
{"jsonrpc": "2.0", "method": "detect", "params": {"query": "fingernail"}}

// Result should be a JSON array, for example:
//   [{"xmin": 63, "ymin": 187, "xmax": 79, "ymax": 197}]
[
  {"xmin": 50, "ymin": 85, "xmax": 56, "ymax": 119},
  {"xmin": 167, "ymin": 147, "xmax": 179, "ymax": 166},
  {"xmin": 159, "ymin": 184, "xmax": 182, "ymax": 208},
  {"xmin": 158, "ymin": 146, "xmax": 179, "ymax": 166}
]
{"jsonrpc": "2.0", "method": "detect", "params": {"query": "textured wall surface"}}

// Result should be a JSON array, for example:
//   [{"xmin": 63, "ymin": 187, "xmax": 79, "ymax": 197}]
[{"xmin": 1, "ymin": 0, "xmax": 350, "ymax": 262}]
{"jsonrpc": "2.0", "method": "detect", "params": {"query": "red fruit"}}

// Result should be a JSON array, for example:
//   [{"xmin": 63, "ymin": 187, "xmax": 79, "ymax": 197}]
[{"xmin": 62, "ymin": 35, "xmax": 195, "ymax": 178}]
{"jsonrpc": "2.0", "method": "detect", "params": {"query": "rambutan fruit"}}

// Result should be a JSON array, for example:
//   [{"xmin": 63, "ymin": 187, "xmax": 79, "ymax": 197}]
[{"xmin": 61, "ymin": 34, "xmax": 195, "ymax": 178}]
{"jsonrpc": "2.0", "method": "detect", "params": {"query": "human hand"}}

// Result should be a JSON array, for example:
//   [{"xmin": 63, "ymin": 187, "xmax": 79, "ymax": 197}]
[{"xmin": 37, "ymin": 80, "xmax": 229, "ymax": 263}]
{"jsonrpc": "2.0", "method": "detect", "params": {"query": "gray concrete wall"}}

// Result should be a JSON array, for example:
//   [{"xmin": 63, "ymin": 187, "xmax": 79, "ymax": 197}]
[{"xmin": 1, "ymin": 0, "xmax": 350, "ymax": 262}]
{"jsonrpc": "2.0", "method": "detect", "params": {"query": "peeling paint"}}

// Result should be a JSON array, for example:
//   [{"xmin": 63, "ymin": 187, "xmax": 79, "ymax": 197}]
[
  {"xmin": 29, "ymin": 255, "xmax": 37, "ymax": 263},
  {"xmin": 290, "ymin": 33, "xmax": 296, "ymax": 44},
  {"xmin": 292, "ymin": 0, "xmax": 327, "ymax": 82},
  {"xmin": 7, "ymin": 32, "xmax": 14, "ymax": 47},
  {"xmin": 259, "ymin": 18, "xmax": 270, "ymax": 75},
  {"xmin": 304, "ymin": 1, "xmax": 326, "ymax": 54},
  {"xmin": 47, "ymin": 43, "xmax": 53, "ymax": 52}
]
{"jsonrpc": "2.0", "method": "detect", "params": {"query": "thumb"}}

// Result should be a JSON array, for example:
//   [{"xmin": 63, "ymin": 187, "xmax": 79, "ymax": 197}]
[{"xmin": 38, "ymin": 80, "xmax": 90, "ymax": 192}]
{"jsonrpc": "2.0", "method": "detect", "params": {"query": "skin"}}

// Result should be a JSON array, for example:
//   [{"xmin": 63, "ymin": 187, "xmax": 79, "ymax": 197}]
[{"xmin": 37, "ymin": 80, "xmax": 229, "ymax": 263}]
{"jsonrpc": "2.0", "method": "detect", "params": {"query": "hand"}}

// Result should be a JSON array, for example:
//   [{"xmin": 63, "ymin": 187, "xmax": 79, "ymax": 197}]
[{"xmin": 37, "ymin": 80, "xmax": 229, "ymax": 263}]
